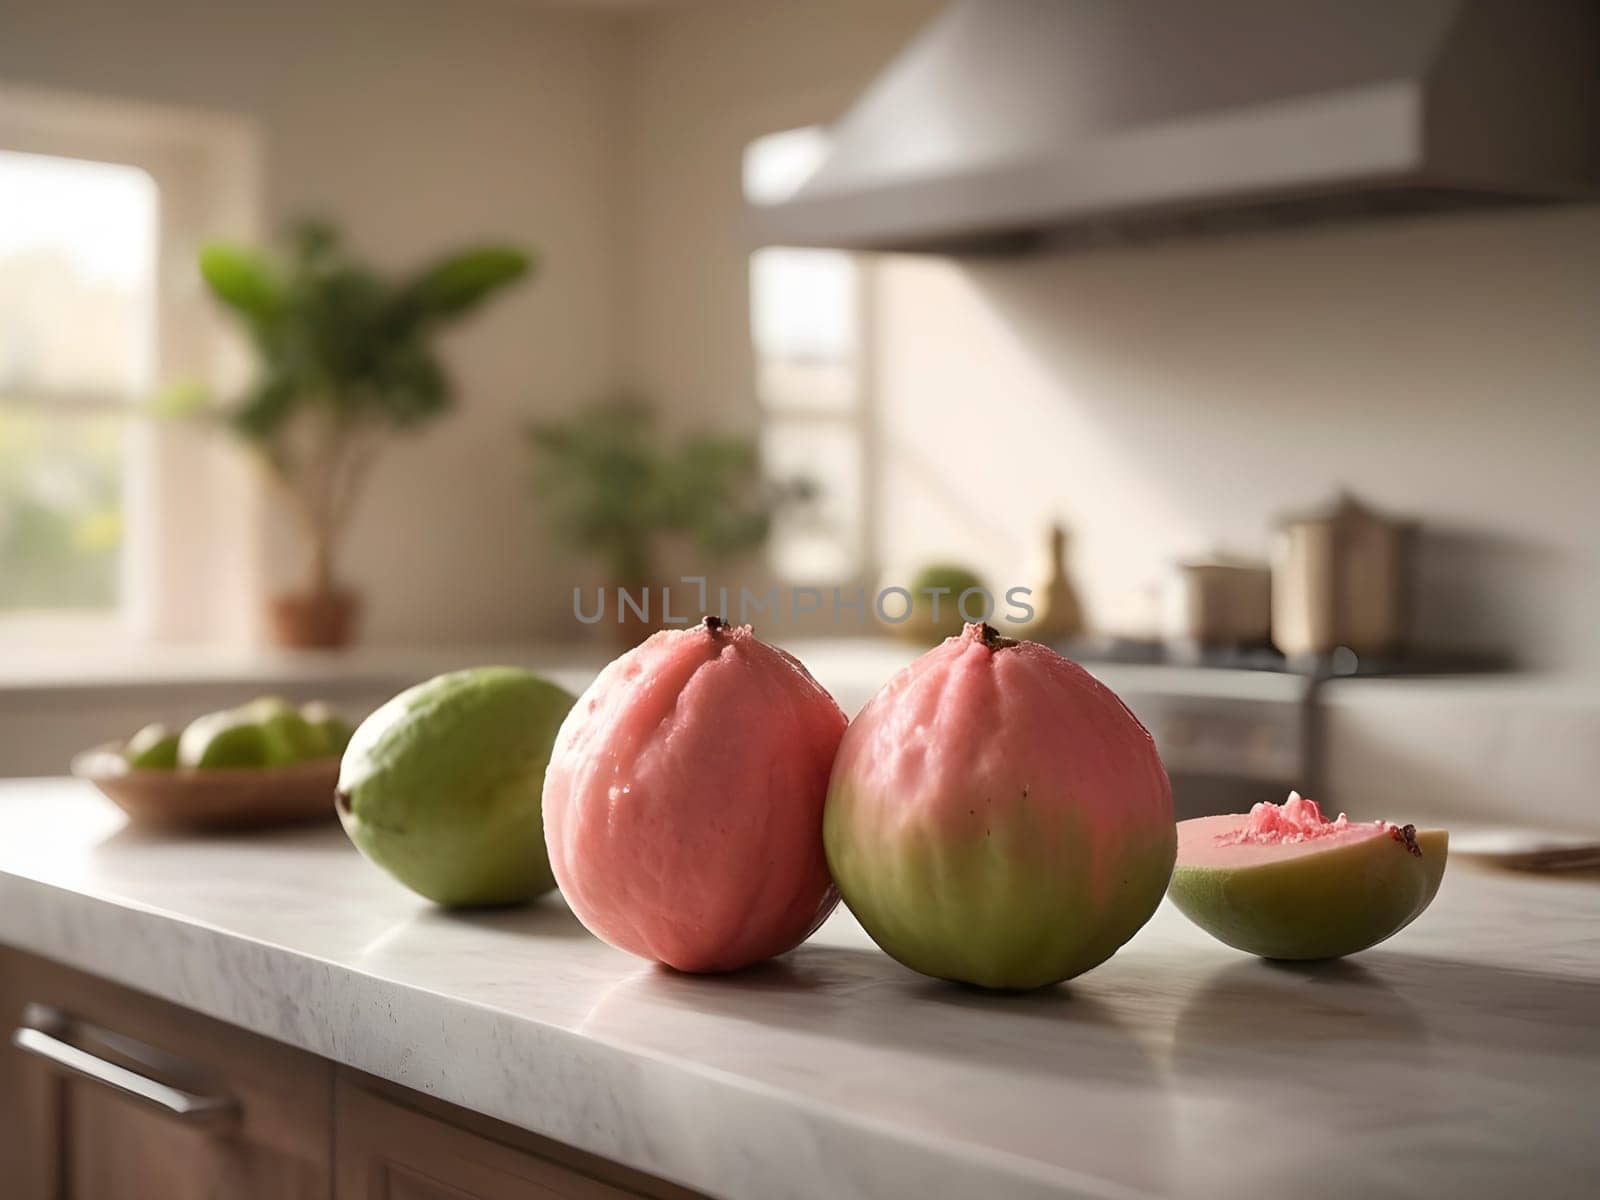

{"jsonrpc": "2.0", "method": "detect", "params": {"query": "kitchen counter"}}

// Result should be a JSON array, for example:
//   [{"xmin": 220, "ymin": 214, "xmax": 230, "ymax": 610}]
[{"xmin": 0, "ymin": 781, "xmax": 1596, "ymax": 1199}]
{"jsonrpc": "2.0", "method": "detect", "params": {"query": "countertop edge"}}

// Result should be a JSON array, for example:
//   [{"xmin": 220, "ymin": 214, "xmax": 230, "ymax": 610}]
[{"xmin": 0, "ymin": 869, "xmax": 1143, "ymax": 1200}]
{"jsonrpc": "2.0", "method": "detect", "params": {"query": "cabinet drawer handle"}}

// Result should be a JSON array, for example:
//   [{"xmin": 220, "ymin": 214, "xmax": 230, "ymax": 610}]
[{"xmin": 10, "ymin": 1004, "xmax": 237, "ymax": 1130}]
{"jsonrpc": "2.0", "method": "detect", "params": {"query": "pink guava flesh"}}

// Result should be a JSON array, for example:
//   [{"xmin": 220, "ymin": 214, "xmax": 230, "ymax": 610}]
[
  {"xmin": 824, "ymin": 623, "xmax": 1176, "ymax": 990},
  {"xmin": 1180, "ymin": 792, "xmax": 1399, "ymax": 868},
  {"xmin": 543, "ymin": 617, "xmax": 846, "ymax": 973}
]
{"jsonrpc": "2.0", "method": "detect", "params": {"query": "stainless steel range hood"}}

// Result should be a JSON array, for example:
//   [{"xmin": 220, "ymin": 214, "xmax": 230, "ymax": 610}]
[{"xmin": 748, "ymin": 0, "xmax": 1600, "ymax": 253}]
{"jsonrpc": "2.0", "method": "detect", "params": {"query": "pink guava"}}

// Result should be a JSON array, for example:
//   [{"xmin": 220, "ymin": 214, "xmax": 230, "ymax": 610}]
[
  {"xmin": 824, "ymin": 623, "xmax": 1176, "ymax": 990},
  {"xmin": 1168, "ymin": 792, "xmax": 1448, "ymax": 960},
  {"xmin": 543, "ymin": 616, "xmax": 846, "ymax": 972}
]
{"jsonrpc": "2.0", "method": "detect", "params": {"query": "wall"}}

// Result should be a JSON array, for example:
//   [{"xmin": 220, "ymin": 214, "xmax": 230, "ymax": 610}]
[
  {"xmin": 6, "ymin": 0, "xmax": 1596, "ymax": 672},
  {"xmin": 0, "ymin": 0, "xmax": 622, "ymax": 642},
  {"xmin": 615, "ymin": 0, "xmax": 938, "ymax": 427},
  {"xmin": 613, "ymin": 1, "xmax": 1600, "ymax": 674},
  {"xmin": 874, "ymin": 207, "xmax": 1600, "ymax": 674},
  {"xmin": 607, "ymin": 0, "xmax": 938, "ymax": 636}
]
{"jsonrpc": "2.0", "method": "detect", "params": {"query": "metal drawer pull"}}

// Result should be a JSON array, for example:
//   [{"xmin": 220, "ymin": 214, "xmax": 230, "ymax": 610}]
[{"xmin": 11, "ymin": 1004, "xmax": 237, "ymax": 1130}]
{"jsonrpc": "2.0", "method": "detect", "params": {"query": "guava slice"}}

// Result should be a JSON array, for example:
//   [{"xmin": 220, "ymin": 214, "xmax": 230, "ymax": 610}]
[
  {"xmin": 1168, "ymin": 792, "xmax": 1448, "ymax": 960},
  {"xmin": 338, "ymin": 667, "xmax": 575, "ymax": 907}
]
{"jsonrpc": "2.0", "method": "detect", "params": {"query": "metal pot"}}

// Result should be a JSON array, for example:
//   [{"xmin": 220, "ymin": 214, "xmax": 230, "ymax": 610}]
[
  {"xmin": 1168, "ymin": 558, "xmax": 1272, "ymax": 647},
  {"xmin": 1271, "ymin": 492, "xmax": 1411, "ymax": 661}
]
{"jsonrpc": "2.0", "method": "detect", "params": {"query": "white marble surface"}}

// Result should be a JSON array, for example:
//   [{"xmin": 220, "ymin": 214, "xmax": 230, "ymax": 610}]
[{"xmin": 0, "ymin": 781, "xmax": 1596, "ymax": 1199}]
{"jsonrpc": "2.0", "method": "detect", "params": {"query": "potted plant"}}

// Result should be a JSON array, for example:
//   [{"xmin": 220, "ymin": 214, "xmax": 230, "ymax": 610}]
[
  {"xmin": 529, "ymin": 398, "xmax": 802, "ymax": 646},
  {"xmin": 194, "ymin": 220, "xmax": 532, "ymax": 647}
]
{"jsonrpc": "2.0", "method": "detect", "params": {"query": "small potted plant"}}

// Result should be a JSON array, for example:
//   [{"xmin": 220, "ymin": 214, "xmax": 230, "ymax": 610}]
[
  {"xmin": 195, "ymin": 220, "xmax": 532, "ymax": 647},
  {"xmin": 529, "ymin": 398, "xmax": 802, "ymax": 645}
]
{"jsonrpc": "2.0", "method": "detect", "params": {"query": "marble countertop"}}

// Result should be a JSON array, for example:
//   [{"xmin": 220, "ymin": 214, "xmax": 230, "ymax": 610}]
[{"xmin": 0, "ymin": 781, "xmax": 1596, "ymax": 1199}]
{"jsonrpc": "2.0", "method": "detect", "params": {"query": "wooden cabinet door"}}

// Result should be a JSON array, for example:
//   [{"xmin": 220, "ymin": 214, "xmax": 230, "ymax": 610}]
[
  {"xmin": 0, "ymin": 947, "xmax": 334, "ymax": 1200},
  {"xmin": 334, "ymin": 1077, "xmax": 657, "ymax": 1200}
]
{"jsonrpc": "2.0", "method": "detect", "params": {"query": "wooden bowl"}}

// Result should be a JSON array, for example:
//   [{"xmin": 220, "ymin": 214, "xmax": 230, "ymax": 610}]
[{"xmin": 71, "ymin": 743, "xmax": 342, "ymax": 832}]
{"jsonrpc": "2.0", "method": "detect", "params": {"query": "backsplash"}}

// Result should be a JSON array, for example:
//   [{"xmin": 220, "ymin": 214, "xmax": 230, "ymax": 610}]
[{"xmin": 875, "ymin": 205, "xmax": 1600, "ymax": 675}]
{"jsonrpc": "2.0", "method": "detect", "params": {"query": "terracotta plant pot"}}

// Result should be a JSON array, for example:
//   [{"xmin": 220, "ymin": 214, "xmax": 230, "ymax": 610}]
[{"xmin": 267, "ymin": 588, "xmax": 361, "ymax": 649}]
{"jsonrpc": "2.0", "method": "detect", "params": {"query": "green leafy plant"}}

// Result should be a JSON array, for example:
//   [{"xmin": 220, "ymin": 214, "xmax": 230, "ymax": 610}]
[
  {"xmin": 196, "ymin": 219, "xmax": 533, "ymax": 595},
  {"xmin": 528, "ymin": 398, "xmax": 802, "ymax": 588}
]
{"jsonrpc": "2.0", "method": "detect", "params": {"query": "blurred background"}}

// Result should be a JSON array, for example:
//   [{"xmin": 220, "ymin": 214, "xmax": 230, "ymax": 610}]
[{"xmin": 1, "ymin": 0, "xmax": 1597, "ymax": 832}]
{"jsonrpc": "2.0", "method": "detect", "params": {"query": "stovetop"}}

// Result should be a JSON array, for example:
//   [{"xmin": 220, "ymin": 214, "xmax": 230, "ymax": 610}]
[{"xmin": 1052, "ymin": 637, "xmax": 1509, "ymax": 680}]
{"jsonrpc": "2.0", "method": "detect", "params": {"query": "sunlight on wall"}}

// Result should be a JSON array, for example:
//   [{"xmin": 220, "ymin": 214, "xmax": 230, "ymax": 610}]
[
  {"xmin": 874, "ymin": 254, "xmax": 1202, "ymax": 634},
  {"xmin": 874, "ymin": 207, "xmax": 1600, "ymax": 672}
]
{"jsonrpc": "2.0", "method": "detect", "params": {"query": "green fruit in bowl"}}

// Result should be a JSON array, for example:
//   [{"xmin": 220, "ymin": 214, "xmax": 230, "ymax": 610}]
[
  {"xmin": 247, "ymin": 697, "xmax": 323, "ymax": 766},
  {"xmin": 301, "ymin": 701, "xmax": 354, "ymax": 758},
  {"xmin": 123, "ymin": 723, "xmax": 180, "ymax": 769},
  {"xmin": 179, "ymin": 708, "xmax": 269, "ymax": 769},
  {"xmin": 337, "ymin": 667, "xmax": 576, "ymax": 907}
]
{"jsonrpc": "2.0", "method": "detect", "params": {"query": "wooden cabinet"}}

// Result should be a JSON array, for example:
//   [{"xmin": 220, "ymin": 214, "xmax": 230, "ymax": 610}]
[
  {"xmin": 0, "ymin": 947, "xmax": 334, "ymax": 1199},
  {"xmin": 0, "ymin": 950, "xmax": 700, "ymax": 1200},
  {"xmin": 334, "ymin": 1077, "xmax": 641, "ymax": 1200}
]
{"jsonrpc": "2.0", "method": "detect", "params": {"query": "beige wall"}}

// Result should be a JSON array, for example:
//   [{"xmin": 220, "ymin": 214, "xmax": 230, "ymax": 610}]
[
  {"xmin": 7, "ymin": 0, "xmax": 1597, "ymax": 672},
  {"xmin": 874, "ymin": 207, "xmax": 1600, "ymax": 674},
  {"xmin": 1, "ymin": 0, "xmax": 623, "ymax": 642},
  {"xmin": 608, "ymin": 0, "xmax": 938, "ymax": 636},
  {"xmin": 614, "ymin": 0, "xmax": 937, "ymax": 430},
  {"xmin": 1, "ymin": 0, "xmax": 940, "ymax": 647},
  {"xmin": 615, "ymin": 2, "xmax": 1600, "ymax": 674}
]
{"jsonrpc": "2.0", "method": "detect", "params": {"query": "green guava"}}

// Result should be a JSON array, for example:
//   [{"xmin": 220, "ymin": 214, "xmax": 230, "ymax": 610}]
[
  {"xmin": 124, "ymin": 723, "xmax": 180, "ymax": 769},
  {"xmin": 178, "ymin": 707, "xmax": 270, "ymax": 769},
  {"xmin": 1167, "ymin": 794, "xmax": 1448, "ymax": 960},
  {"xmin": 893, "ymin": 563, "xmax": 988, "ymax": 644},
  {"xmin": 301, "ymin": 701, "xmax": 355, "ymax": 758},
  {"xmin": 336, "ymin": 666, "xmax": 575, "ymax": 907},
  {"xmin": 247, "ymin": 697, "xmax": 323, "ymax": 766}
]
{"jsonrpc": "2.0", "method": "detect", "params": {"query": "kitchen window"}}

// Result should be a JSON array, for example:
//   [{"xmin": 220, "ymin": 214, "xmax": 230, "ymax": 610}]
[
  {"xmin": 0, "ymin": 86, "xmax": 264, "ymax": 649},
  {"xmin": 744, "ymin": 127, "xmax": 869, "ymax": 585},
  {"xmin": 0, "ymin": 149, "xmax": 158, "ymax": 623}
]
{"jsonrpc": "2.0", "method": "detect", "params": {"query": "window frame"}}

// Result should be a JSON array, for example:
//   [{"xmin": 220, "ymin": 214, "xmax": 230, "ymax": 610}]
[
  {"xmin": 744, "ymin": 127, "xmax": 878, "ymax": 592},
  {"xmin": 0, "ymin": 83, "xmax": 264, "ymax": 649},
  {"xmin": 0, "ymin": 151, "xmax": 159, "ymax": 633}
]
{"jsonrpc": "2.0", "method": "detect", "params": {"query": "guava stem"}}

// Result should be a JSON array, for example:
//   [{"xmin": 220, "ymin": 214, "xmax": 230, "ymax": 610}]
[
  {"xmin": 978, "ymin": 622, "xmax": 1020, "ymax": 651},
  {"xmin": 702, "ymin": 614, "xmax": 727, "ymax": 635}
]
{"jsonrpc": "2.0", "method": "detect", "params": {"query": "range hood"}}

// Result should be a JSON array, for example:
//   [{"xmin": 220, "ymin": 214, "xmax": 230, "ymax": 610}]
[{"xmin": 748, "ymin": 0, "xmax": 1600, "ymax": 253}]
